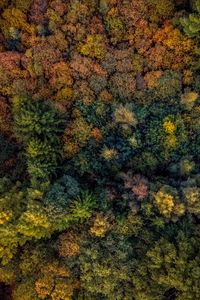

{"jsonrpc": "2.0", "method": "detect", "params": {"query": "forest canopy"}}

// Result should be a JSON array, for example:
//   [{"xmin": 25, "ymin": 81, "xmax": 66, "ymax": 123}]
[{"xmin": 0, "ymin": 0, "xmax": 200, "ymax": 299}]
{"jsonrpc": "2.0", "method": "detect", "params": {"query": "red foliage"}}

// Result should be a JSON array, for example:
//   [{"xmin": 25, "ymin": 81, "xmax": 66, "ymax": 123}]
[
  {"xmin": 92, "ymin": 63, "xmax": 108, "ymax": 77},
  {"xmin": 49, "ymin": 0, "xmax": 68, "ymax": 16},
  {"xmin": 29, "ymin": 0, "xmax": 48, "ymax": 24},
  {"xmin": 22, "ymin": 40, "xmax": 62, "ymax": 78},
  {"xmin": 131, "ymin": 174, "xmax": 148, "ymax": 201},
  {"xmin": 49, "ymin": 62, "xmax": 73, "ymax": 89},
  {"xmin": 122, "ymin": 0, "xmax": 147, "ymax": 26},
  {"xmin": 0, "ymin": 52, "xmax": 21, "ymax": 71},
  {"xmin": 88, "ymin": 16, "xmax": 105, "ymax": 34},
  {"xmin": 73, "ymin": 80, "xmax": 95, "ymax": 104},
  {"xmin": 121, "ymin": 172, "xmax": 148, "ymax": 201},
  {"xmin": 0, "ymin": 52, "xmax": 28, "ymax": 96},
  {"xmin": 69, "ymin": 53, "xmax": 93, "ymax": 79}
]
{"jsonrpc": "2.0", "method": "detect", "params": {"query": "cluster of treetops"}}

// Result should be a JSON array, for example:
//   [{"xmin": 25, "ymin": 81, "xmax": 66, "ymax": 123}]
[{"xmin": 0, "ymin": 0, "xmax": 200, "ymax": 299}]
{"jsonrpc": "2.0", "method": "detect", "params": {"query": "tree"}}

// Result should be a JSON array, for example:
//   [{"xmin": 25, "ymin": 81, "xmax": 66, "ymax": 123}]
[
  {"xmin": 153, "ymin": 185, "xmax": 185, "ymax": 220},
  {"xmin": 29, "ymin": 0, "xmax": 48, "ymax": 25},
  {"xmin": 58, "ymin": 230, "xmax": 80, "ymax": 257},
  {"xmin": 78, "ymin": 34, "xmax": 107, "ymax": 59},
  {"xmin": 113, "ymin": 105, "xmax": 138, "ymax": 127},
  {"xmin": 89, "ymin": 213, "xmax": 111, "ymax": 237},
  {"xmin": 0, "ymin": 8, "xmax": 34, "ymax": 38},
  {"xmin": 13, "ymin": 97, "xmax": 65, "ymax": 183},
  {"xmin": 13, "ymin": 97, "xmax": 64, "ymax": 141},
  {"xmin": 120, "ymin": 172, "xmax": 148, "ymax": 201},
  {"xmin": 180, "ymin": 0, "xmax": 200, "ymax": 38},
  {"xmin": 79, "ymin": 233, "xmax": 134, "ymax": 300},
  {"xmin": 147, "ymin": 0, "xmax": 175, "ymax": 22},
  {"xmin": 35, "ymin": 260, "xmax": 79, "ymax": 300},
  {"xmin": 15, "ymin": 0, "xmax": 33, "ymax": 12},
  {"xmin": 0, "ymin": 97, "xmax": 12, "ymax": 134},
  {"xmin": 109, "ymin": 72, "xmax": 136, "ymax": 99},
  {"xmin": 0, "ymin": 179, "xmax": 25, "ymax": 265},
  {"xmin": 0, "ymin": 136, "xmax": 18, "ymax": 178},
  {"xmin": 105, "ymin": 16, "xmax": 126, "ymax": 44},
  {"xmin": 69, "ymin": 191, "xmax": 96, "ymax": 223},
  {"xmin": 23, "ymin": 40, "xmax": 62, "ymax": 79},
  {"xmin": 0, "ymin": 51, "xmax": 24, "ymax": 97},
  {"xmin": 182, "ymin": 186, "xmax": 200, "ymax": 215},
  {"xmin": 44, "ymin": 175, "xmax": 80, "ymax": 209}
]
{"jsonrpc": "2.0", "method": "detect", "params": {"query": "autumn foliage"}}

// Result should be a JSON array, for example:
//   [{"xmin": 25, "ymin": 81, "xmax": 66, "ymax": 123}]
[{"xmin": 0, "ymin": 0, "xmax": 200, "ymax": 299}]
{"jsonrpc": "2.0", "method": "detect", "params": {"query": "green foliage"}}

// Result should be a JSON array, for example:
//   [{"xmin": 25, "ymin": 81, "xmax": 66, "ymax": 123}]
[
  {"xmin": 0, "ymin": 224, "xmax": 21, "ymax": 265},
  {"xmin": 44, "ymin": 175, "xmax": 80, "ymax": 209},
  {"xmin": 0, "ymin": 180, "xmax": 25, "ymax": 223},
  {"xmin": 131, "ymin": 151, "xmax": 159, "ymax": 174},
  {"xmin": 17, "ymin": 200, "xmax": 52, "ymax": 239},
  {"xmin": 148, "ymin": 0, "xmax": 175, "ymax": 22},
  {"xmin": 182, "ymin": 186, "xmax": 200, "ymax": 215},
  {"xmin": 26, "ymin": 138, "xmax": 60, "ymax": 180},
  {"xmin": 0, "ymin": 135, "xmax": 15, "ymax": 168},
  {"xmin": 0, "ymin": 180, "xmax": 26, "ymax": 265},
  {"xmin": 105, "ymin": 16, "xmax": 126, "ymax": 44},
  {"xmin": 99, "ymin": 0, "xmax": 109, "ymax": 14},
  {"xmin": 79, "ymin": 233, "xmax": 133, "ymax": 300},
  {"xmin": 154, "ymin": 71, "xmax": 182, "ymax": 99},
  {"xmin": 180, "ymin": 0, "xmax": 200, "ymax": 38},
  {"xmin": 144, "ymin": 113, "xmax": 188, "ymax": 162},
  {"xmin": 19, "ymin": 243, "xmax": 48, "ymax": 277},
  {"xmin": 13, "ymin": 97, "xmax": 64, "ymax": 142},
  {"xmin": 69, "ymin": 191, "xmax": 97, "ymax": 223},
  {"xmin": 15, "ymin": 0, "xmax": 33, "ymax": 12},
  {"xmin": 13, "ymin": 97, "xmax": 65, "ymax": 183},
  {"xmin": 12, "ymin": 280, "xmax": 39, "ymax": 300},
  {"xmin": 129, "ymin": 220, "xmax": 200, "ymax": 299}
]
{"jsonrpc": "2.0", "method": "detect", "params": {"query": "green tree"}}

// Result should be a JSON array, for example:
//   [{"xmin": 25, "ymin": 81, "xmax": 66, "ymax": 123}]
[
  {"xmin": 130, "ymin": 220, "xmax": 200, "ymax": 300},
  {"xmin": 69, "ymin": 191, "xmax": 96, "ymax": 223},
  {"xmin": 13, "ymin": 97, "xmax": 65, "ymax": 184},
  {"xmin": 180, "ymin": 0, "xmax": 200, "ymax": 38},
  {"xmin": 0, "ymin": 179, "xmax": 25, "ymax": 265},
  {"xmin": 79, "ymin": 233, "xmax": 134, "ymax": 300},
  {"xmin": 13, "ymin": 97, "xmax": 64, "ymax": 142}
]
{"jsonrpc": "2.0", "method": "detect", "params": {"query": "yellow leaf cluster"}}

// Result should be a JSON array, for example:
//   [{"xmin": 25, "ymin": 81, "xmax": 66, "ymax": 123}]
[
  {"xmin": 154, "ymin": 189, "xmax": 175, "ymax": 217},
  {"xmin": 154, "ymin": 186, "xmax": 185, "ymax": 219},
  {"xmin": 0, "ymin": 210, "xmax": 13, "ymax": 225},
  {"xmin": 55, "ymin": 87, "xmax": 73, "ymax": 102},
  {"xmin": 0, "ymin": 8, "xmax": 34, "ymax": 38},
  {"xmin": 78, "ymin": 34, "xmax": 106, "ymax": 59},
  {"xmin": 181, "ymin": 91, "xmax": 198, "ymax": 110},
  {"xmin": 101, "ymin": 147, "xmax": 118, "ymax": 160},
  {"xmin": 163, "ymin": 119, "xmax": 176, "ymax": 134},
  {"xmin": 90, "ymin": 214, "xmax": 110, "ymax": 237}
]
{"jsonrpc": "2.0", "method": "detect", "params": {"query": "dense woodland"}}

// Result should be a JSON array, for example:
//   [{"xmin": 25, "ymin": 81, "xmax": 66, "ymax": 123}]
[{"xmin": 0, "ymin": 0, "xmax": 200, "ymax": 299}]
